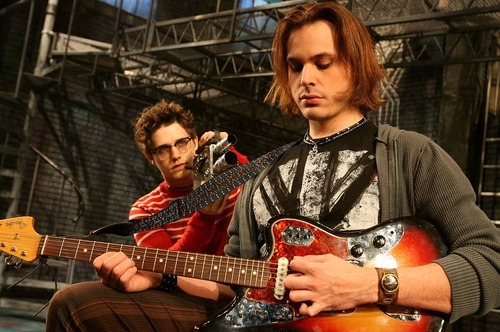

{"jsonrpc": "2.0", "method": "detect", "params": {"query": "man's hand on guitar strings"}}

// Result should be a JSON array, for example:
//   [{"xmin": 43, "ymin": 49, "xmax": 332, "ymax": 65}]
[
  {"xmin": 93, "ymin": 252, "xmax": 159, "ymax": 293},
  {"xmin": 284, "ymin": 254, "xmax": 378, "ymax": 316}
]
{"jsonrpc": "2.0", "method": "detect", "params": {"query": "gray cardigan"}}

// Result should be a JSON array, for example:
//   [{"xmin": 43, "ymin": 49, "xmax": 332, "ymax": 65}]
[{"xmin": 225, "ymin": 124, "xmax": 500, "ymax": 323}]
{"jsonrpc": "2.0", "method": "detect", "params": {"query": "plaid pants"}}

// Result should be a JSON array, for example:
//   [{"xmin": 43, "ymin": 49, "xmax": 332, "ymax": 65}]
[{"xmin": 46, "ymin": 281, "xmax": 228, "ymax": 331}]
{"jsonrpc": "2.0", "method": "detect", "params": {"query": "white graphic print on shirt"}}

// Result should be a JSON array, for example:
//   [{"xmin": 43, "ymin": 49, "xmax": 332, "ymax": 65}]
[{"xmin": 253, "ymin": 149, "xmax": 379, "ymax": 231}]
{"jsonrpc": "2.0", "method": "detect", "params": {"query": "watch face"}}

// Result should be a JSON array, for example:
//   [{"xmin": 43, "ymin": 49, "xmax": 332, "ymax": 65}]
[{"xmin": 382, "ymin": 274, "xmax": 399, "ymax": 292}]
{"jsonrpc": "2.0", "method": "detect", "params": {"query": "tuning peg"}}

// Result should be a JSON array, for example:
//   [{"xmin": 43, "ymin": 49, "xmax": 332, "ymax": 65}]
[
  {"xmin": 4, "ymin": 255, "xmax": 13, "ymax": 265},
  {"xmin": 15, "ymin": 260, "xmax": 23, "ymax": 269}
]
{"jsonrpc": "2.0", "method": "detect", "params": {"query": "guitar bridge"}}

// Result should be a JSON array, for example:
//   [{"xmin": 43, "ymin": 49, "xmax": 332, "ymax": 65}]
[{"xmin": 382, "ymin": 305, "xmax": 422, "ymax": 321}]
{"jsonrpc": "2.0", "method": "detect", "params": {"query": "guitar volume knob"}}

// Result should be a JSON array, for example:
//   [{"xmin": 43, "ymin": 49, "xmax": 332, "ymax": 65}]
[
  {"xmin": 350, "ymin": 244, "xmax": 364, "ymax": 258},
  {"xmin": 373, "ymin": 235, "xmax": 386, "ymax": 248}
]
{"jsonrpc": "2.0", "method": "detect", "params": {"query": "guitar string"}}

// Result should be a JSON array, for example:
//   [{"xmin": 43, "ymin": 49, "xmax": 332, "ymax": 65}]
[
  {"xmin": 4, "ymin": 234, "xmax": 287, "ymax": 271},
  {"xmin": 5, "ymin": 234, "xmax": 288, "ymax": 283},
  {"xmin": 7, "ymin": 230, "xmax": 319, "ymax": 279},
  {"xmin": 3, "ymin": 234, "xmax": 298, "ymax": 278},
  {"xmin": 6, "ymin": 239, "xmax": 282, "ymax": 291}
]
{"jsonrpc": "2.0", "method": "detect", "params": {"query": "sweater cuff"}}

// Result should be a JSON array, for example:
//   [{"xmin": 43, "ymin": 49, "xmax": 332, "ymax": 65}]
[{"xmin": 435, "ymin": 253, "xmax": 480, "ymax": 323}]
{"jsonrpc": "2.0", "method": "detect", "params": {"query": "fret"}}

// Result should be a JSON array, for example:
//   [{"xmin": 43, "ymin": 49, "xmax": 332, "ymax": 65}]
[
  {"xmin": 152, "ymin": 248, "xmax": 159, "ymax": 272},
  {"xmin": 58, "ymin": 238, "xmax": 66, "ymax": 257},
  {"xmin": 208, "ymin": 256, "xmax": 214, "ymax": 281},
  {"xmin": 183, "ymin": 253, "xmax": 189, "ymax": 276},
  {"xmin": 217, "ymin": 256, "xmax": 222, "ymax": 282},
  {"xmin": 141, "ymin": 247, "xmax": 147, "ymax": 270},
  {"xmin": 39, "ymin": 236, "xmax": 47, "ymax": 256},
  {"xmin": 235, "ymin": 256, "xmax": 241, "ymax": 284},
  {"xmin": 183, "ymin": 252, "xmax": 190, "ymax": 277},
  {"xmin": 174, "ymin": 251, "xmax": 180, "ymax": 275},
  {"xmin": 223, "ymin": 256, "xmax": 229, "ymax": 283},
  {"xmin": 208, "ymin": 255, "xmax": 214, "ymax": 280},
  {"xmin": 89, "ymin": 241, "xmax": 96, "ymax": 260},
  {"xmin": 73, "ymin": 240, "xmax": 81, "ymax": 260},
  {"xmin": 236, "ymin": 258, "xmax": 241, "ymax": 284},
  {"xmin": 130, "ymin": 246, "xmax": 136, "ymax": 261},
  {"xmin": 191, "ymin": 253, "xmax": 198, "ymax": 278},
  {"xmin": 200, "ymin": 254, "xmax": 206, "ymax": 280},
  {"xmin": 131, "ymin": 246, "xmax": 140, "ymax": 261}
]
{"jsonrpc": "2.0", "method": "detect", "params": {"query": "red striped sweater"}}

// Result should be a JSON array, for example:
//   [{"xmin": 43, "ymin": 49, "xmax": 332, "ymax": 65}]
[{"xmin": 131, "ymin": 149, "xmax": 248, "ymax": 256}]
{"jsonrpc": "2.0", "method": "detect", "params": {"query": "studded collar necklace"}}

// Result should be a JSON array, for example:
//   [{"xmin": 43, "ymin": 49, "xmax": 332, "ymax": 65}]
[{"xmin": 303, "ymin": 117, "xmax": 368, "ymax": 154}]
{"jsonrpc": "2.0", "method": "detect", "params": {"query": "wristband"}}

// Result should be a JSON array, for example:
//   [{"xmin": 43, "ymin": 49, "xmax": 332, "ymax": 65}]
[
  {"xmin": 376, "ymin": 268, "xmax": 399, "ymax": 305},
  {"xmin": 158, "ymin": 274, "xmax": 177, "ymax": 292}
]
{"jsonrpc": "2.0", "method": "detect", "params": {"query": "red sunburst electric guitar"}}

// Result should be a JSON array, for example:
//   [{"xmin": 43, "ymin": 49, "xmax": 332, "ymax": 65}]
[{"xmin": 0, "ymin": 215, "xmax": 448, "ymax": 331}]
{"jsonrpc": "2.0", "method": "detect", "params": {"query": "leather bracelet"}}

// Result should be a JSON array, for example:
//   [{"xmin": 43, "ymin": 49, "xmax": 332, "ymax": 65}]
[
  {"xmin": 376, "ymin": 268, "xmax": 399, "ymax": 305},
  {"xmin": 158, "ymin": 274, "xmax": 177, "ymax": 292}
]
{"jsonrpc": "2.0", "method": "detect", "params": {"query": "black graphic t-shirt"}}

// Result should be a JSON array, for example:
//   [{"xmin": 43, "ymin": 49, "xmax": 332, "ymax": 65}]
[{"xmin": 252, "ymin": 121, "xmax": 379, "ymax": 233}]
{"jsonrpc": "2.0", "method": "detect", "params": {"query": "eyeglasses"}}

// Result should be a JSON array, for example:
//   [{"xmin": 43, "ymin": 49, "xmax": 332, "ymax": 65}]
[{"xmin": 151, "ymin": 136, "xmax": 192, "ymax": 161}]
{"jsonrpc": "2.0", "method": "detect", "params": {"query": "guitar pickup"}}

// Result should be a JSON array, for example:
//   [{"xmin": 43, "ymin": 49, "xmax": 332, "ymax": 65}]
[
  {"xmin": 282, "ymin": 226, "xmax": 314, "ymax": 246},
  {"xmin": 274, "ymin": 257, "xmax": 288, "ymax": 300}
]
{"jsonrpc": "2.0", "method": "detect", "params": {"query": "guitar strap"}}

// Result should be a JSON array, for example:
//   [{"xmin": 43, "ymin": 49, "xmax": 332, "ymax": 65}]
[{"xmin": 129, "ymin": 141, "xmax": 297, "ymax": 234}]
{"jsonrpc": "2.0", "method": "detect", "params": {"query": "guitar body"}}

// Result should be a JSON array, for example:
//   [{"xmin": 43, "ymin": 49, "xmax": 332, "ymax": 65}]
[{"xmin": 198, "ymin": 215, "xmax": 448, "ymax": 331}]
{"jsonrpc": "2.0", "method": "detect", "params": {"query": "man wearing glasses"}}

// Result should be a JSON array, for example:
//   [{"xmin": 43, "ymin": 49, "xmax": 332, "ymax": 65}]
[{"xmin": 130, "ymin": 99, "xmax": 248, "ymax": 255}]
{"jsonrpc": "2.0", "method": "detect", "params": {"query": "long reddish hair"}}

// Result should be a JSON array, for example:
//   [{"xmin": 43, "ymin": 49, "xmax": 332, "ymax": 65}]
[{"xmin": 265, "ymin": 1, "xmax": 386, "ymax": 116}]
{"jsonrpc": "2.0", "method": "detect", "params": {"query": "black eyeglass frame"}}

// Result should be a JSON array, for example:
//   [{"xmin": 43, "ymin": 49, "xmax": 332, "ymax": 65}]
[{"xmin": 150, "ymin": 136, "xmax": 192, "ymax": 160}]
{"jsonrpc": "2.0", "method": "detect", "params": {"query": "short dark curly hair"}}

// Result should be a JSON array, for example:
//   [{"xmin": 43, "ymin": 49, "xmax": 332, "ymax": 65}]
[{"xmin": 133, "ymin": 99, "xmax": 196, "ymax": 155}]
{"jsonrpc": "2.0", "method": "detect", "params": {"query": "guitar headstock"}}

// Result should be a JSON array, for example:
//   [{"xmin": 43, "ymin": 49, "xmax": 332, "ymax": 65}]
[{"xmin": 0, "ymin": 216, "xmax": 41, "ymax": 263}]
